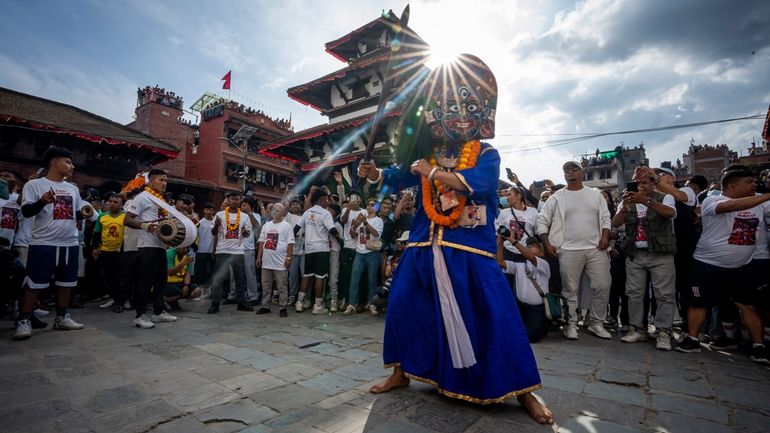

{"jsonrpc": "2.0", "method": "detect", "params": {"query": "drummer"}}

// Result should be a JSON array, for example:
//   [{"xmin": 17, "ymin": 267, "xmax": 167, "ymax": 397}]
[{"xmin": 124, "ymin": 168, "xmax": 179, "ymax": 329}]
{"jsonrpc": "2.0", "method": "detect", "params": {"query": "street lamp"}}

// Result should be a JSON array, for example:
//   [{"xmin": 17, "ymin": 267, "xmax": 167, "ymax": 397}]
[{"xmin": 220, "ymin": 125, "xmax": 258, "ymax": 194}]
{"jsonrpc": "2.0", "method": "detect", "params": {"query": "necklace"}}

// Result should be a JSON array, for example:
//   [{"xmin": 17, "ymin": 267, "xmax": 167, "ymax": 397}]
[
  {"xmin": 421, "ymin": 140, "xmax": 481, "ymax": 228},
  {"xmin": 144, "ymin": 187, "xmax": 168, "ymax": 217},
  {"xmin": 225, "ymin": 207, "xmax": 241, "ymax": 232}
]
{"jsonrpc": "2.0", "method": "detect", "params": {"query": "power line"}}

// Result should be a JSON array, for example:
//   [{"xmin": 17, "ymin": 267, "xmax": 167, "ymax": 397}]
[{"xmin": 495, "ymin": 114, "xmax": 765, "ymax": 154}]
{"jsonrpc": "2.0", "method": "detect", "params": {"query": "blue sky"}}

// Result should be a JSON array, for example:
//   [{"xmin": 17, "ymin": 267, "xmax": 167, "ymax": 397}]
[{"xmin": 2, "ymin": 0, "xmax": 769, "ymax": 182}]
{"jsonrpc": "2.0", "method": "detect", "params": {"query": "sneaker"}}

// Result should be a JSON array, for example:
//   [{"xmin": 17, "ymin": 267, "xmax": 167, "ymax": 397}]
[
  {"xmin": 585, "ymin": 322, "xmax": 612, "ymax": 339},
  {"xmin": 279, "ymin": 308, "xmax": 288, "ymax": 318},
  {"xmin": 330, "ymin": 299, "xmax": 338, "ymax": 312},
  {"xmin": 750, "ymin": 345, "xmax": 770, "ymax": 365},
  {"xmin": 312, "ymin": 304, "xmax": 328, "ymax": 315},
  {"xmin": 369, "ymin": 305, "xmax": 378, "ymax": 316},
  {"xmin": 563, "ymin": 325, "xmax": 578, "ymax": 340},
  {"xmin": 33, "ymin": 308, "xmax": 50, "ymax": 316},
  {"xmin": 675, "ymin": 336, "xmax": 702, "ymax": 353},
  {"xmin": 621, "ymin": 328, "xmax": 649, "ymax": 343},
  {"xmin": 603, "ymin": 318, "xmax": 618, "ymax": 330},
  {"xmin": 123, "ymin": 300, "xmax": 132, "ymax": 309},
  {"xmin": 150, "ymin": 311, "xmax": 177, "ymax": 322},
  {"xmin": 13, "ymin": 319, "xmax": 32, "ymax": 340},
  {"xmin": 237, "ymin": 302, "xmax": 254, "ymax": 312},
  {"xmin": 708, "ymin": 335, "xmax": 738, "ymax": 351},
  {"xmin": 656, "ymin": 330, "xmax": 672, "ymax": 351},
  {"xmin": 342, "ymin": 305, "xmax": 356, "ymax": 315},
  {"xmin": 133, "ymin": 315, "xmax": 155, "ymax": 329},
  {"xmin": 99, "ymin": 299, "xmax": 115, "ymax": 309},
  {"xmin": 53, "ymin": 314, "xmax": 84, "ymax": 330},
  {"xmin": 295, "ymin": 301, "xmax": 304, "ymax": 313},
  {"xmin": 339, "ymin": 298, "xmax": 347, "ymax": 311},
  {"xmin": 255, "ymin": 307, "xmax": 271, "ymax": 315},
  {"xmin": 30, "ymin": 315, "xmax": 48, "ymax": 329}
]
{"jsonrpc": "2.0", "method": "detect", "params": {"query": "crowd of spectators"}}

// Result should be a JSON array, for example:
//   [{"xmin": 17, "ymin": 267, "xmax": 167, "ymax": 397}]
[{"xmin": 2, "ymin": 147, "xmax": 769, "ymax": 366}]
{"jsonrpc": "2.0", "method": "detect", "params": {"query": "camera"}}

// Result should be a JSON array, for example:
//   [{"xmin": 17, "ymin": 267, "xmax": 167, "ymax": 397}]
[
  {"xmin": 497, "ymin": 225, "xmax": 511, "ymax": 238},
  {"xmin": 626, "ymin": 181, "xmax": 638, "ymax": 193}
]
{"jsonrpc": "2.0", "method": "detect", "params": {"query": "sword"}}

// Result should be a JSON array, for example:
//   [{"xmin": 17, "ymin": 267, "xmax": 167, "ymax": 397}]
[{"xmin": 361, "ymin": 4, "xmax": 411, "ymax": 163}]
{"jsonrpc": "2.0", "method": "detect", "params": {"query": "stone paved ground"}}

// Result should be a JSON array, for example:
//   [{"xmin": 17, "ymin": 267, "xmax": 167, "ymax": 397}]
[{"xmin": 1, "ymin": 301, "xmax": 769, "ymax": 433}]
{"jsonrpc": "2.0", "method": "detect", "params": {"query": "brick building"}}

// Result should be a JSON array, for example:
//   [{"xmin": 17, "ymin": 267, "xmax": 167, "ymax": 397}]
[{"xmin": 682, "ymin": 143, "xmax": 737, "ymax": 182}]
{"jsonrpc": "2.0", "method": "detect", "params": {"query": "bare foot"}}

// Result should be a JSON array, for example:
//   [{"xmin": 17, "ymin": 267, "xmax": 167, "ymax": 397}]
[
  {"xmin": 370, "ymin": 367, "xmax": 411, "ymax": 394},
  {"xmin": 517, "ymin": 392, "xmax": 554, "ymax": 424}
]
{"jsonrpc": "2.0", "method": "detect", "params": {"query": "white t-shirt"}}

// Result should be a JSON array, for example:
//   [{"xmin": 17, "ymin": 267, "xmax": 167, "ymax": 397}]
[
  {"xmin": 495, "ymin": 206, "xmax": 539, "ymax": 253},
  {"xmin": 503, "ymin": 257, "xmax": 550, "ymax": 305},
  {"xmin": 241, "ymin": 212, "xmax": 259, "ymax": 252},
  {"xmin": 679, "ymin": 186, "xmax": 697, "ymax": 207},
  {"xmin": 285, "ymin": 212, "xmax": 304, "ymax": 255},
  {"xmin": 355, "ymin": 215, "xmax": 384, "ymax": 254},
  {"xmin": 342, "ymin": 208, "xmax": 365, "ymax": 249},
  {"xmin": 126, "ymin": 191, "xmax": 167, "ymax": 249},
  {"xmin": 558, "ymin": 187, "xmax": 608, "ymax": 250},
  {"xmin": 298, "ymin": 205, "xmax": 334, "ymax": 254},
  {"xmin": 752, "ymin": 199, "xmax": 770, "ymax": 260},
  {"xmin": 213, "ymin": 209, "xmax": 252, "ymax": 255},
  {"xmin": 330, "ymin": 221, "xmax": 343, "ymax": 252},
  {"xmin": 197, "ymin": 217, "xmax": 215, "ymax": 253},
  {"xmin": 259, "ymin": 220, "xmax": 295, "ymax": 270},
  {"xmin": 694, "ymin": 194, "xmax": 770, "ymax": 268},
  {"xmin": 22, "ymin": 178, "xmax": 83, "ymax": 247},
  {"xmin": 618, "ymin": 194, "xmax": 677, "ymax": 249},
  {"xmin": 0, "ymin": 196, "xmax": 21, "ymax": 244}
]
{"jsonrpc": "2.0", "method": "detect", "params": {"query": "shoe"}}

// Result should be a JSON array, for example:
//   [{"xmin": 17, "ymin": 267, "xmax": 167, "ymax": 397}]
[
  {"xmin": 13, "ymin": 319, "xmax": 32, "ymax": 340},
  {"xmin": 133, "ymin": 315, "xmax": 155, "ymax": 329},
  {"xmin": 342, "ymin": 305, "xmax": 356, "ymax": 315},
  {"xmin": 708, "ymin": 335, "xmax": 738, "ymax": 351},
  {"xmin": 312, "ymin": 304, "xmax": 328, "ymax": 315},
  {"xmin": 151, "ymin": 311, "xmax": 177, "ymax": 322},
  {"xmin": 295, "ymin": 301, "xmax": 304, "ymax": 313},
  {"xmin": 750, "ymin": 345, "xmax": 770, "ymax": 365},
  {"xmin": 30, "ymin": 315, "xmax": 48, "ymax": 329},
  {"xmin": 237, "ymin": 302, "xmax": 254, "ymax": 312},
  {"xmin": 303, "ymin": 299, "xmax": 312, "ymax": 310},
  {"xmin": 168, "ymin": 301, "xmax": 182, "ymax": 312},
  {"xmin": 123, "ymin": 301, "xmax": 132, "ymax": 310},
  {"xmin": 603, "ymin": 318, "xmax": 618, "ymax": 330},
  {"xmin": 355, "ymin": 305, "xmax": 366, "ymax": 314},
  {"xmin": 585, "ymin": 322, "xmax": 611, "ymax": 339},
  {"xmin": 112, "ymin": 305, "xmax": 125, "ymax": 313},
  {"xmin": 255, "ymin": 307, "xmax": 271, "ymax": 315},
  {"xmin": 287, "ymin": 296, "xmax": 295, "ymax": 306},
  {"xmin": 279, "ymin": 308, "xmax": 288, "ymax": 318},
  {"xmin": 656, "ymin": 330, "xmax": 672, "ymax": 351},
  {"xmin": 223, "ymin": 298, "xmax": 237, "ymax": 305},
  {"xmin": 621, "ymin": 328, "xmax": 649, "ymax": 343},
  {"xmin": 99, "ymin": 299, "xmax": 115, "ymax": 309},
  {"xmin": 563, "ymin": 325, "xmax": 578, "ymax": 340},
  {"xmin": 675, "ymin": 336, "xmax": 702, "ymax": 353},
  {"xmin": 53, "ymin": 314, "xmax": 84, "ymax": 330},
  {"xmin": 330, "ymin": 299, "xmax": 338, "ymax": 312},
  {"xmin": 339, "ymin": 298, "xmax": 347, "ymax": 311},
  {"xmin": 369, "ymin": 305, "xmax": 378, "ymax": 316},
  {"xmin": 33, "ymin": 308, "xmax": 50, "ymax": 316},
  {"xmin": 207, "ymin": 304, "xmax": 220, "ymax": 314}
]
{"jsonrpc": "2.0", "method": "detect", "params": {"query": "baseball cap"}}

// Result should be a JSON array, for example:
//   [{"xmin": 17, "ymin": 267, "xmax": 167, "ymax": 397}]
[
  {"xmin": 654, "ymin": 167, "xmax": 676, "ymax": 177},
  {"xmin": 562, "ymin": 161, "xmax": 582, "ymax": 171}
]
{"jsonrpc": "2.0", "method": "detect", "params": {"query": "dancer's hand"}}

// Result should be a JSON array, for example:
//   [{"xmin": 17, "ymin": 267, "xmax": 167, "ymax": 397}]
[{"xmin": 410, "ymin": 159, "xmax": 431, "ymax": 177}]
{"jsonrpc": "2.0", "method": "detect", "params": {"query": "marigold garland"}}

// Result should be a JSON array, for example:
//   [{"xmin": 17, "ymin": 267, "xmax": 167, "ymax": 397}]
[
  {"xmin": 421, "ymin": 140, "xmax": 481, "ymax": 228},
  {"xmin": 144, "ymin": 186, "xmax": 168, "ymax": 217},
  {"xmin": 225, "ymin": 207, "xmax": 241, "ymax": 232}
]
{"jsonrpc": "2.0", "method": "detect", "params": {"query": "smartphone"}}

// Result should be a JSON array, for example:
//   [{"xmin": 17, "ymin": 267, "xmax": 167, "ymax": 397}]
[
  {"xmin": 626, "ymin": 181, "xmax": 639, "ymax": 193},
  {"xmin": 505, "ymin": 168, "xmax": 514, "ymax": 180}
]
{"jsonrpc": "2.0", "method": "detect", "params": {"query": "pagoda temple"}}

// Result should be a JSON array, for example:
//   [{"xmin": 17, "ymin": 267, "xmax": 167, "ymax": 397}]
[{"xmin": 259, "ymin": 10, "xmax": 430, "ymax": 188}]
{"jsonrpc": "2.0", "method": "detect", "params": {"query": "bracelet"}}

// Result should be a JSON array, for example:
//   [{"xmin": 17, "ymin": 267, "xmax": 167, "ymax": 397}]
[
  {"xmin": 368, "ymin": 168, "xmax": 383, "ymax": 184},
  {"xmin": 427, "ymin": 167, "xmax": 439, "ymax": 182}
]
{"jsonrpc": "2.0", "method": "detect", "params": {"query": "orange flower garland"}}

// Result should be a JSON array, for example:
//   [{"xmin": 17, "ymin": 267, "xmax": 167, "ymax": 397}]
[
  {"xmin": 421, "ymin": 140, "xmax": 481, "ymax": 228},
  {"xmin": 225, "ymin": 207, "xmax": 241, "ymax": 232},
  {"xmin": 144, "ymin": 186, "xmax": 168, "ymax": 217}
]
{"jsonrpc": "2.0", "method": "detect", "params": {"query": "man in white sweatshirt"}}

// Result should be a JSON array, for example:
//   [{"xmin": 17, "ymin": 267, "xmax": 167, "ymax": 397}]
[{"xmin": 537, "ymin": 161, "xmax": 612, "ymax": 340}]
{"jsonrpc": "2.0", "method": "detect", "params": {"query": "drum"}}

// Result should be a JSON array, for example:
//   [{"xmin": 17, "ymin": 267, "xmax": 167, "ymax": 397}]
[{"xmin": 157, "ymin": 218, "xmax": 186, "ymax": 247}]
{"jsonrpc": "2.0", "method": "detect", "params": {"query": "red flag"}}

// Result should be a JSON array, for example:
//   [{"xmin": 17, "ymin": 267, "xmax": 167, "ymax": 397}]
[{"xmin": 221, "ymin": 71, "xmax": 231, "ymax": 90}]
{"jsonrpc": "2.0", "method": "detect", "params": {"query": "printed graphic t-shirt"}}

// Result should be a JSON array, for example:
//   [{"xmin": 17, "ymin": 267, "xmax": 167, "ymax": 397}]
[
  {"xmin": 214, "ymin": 209, "xmax": 252, "ymax": 255},
  {"xmin": 0, "ymin": 196, "xmax": 21, "ymax": 244},
  {"xmin": 298, "ymin": 205, "xmax": 335, "ymax": 254},
  {"xmin": 94, "ymin": 212, "xmax": 126, "ymax": 252},
  {"xmin": 22, "ymin": 178, "xmax": 83, "ymax": 247},
  {"xmin": 126, "ymin": 192, "xmax": 166, "ymax": 249},
  {"xmin": 259, "ymin": 220, "xmax": 295, "ymax": 271}
]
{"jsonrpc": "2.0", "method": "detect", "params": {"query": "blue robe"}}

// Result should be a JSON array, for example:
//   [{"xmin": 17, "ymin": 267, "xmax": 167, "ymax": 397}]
[{"xmin": 381, "ymin": 143, "xmax": 541, "ymax": 404}]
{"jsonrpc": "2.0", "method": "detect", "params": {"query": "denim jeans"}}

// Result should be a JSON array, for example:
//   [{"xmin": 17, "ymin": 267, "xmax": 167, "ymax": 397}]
[
  {"xmin": 288, "ymin": 254, "xmax": 305, "ymax": 299},
  {"xmin": 211, "ymin": 254, "xmax": 246, "ymax": 304},
  {"xmin": 348, "ymin": 251, "xmax": 381, "ymax": 306},
  {"xmin": 243, "ymin": 249, "xmax": 259, "ymax": 301}
]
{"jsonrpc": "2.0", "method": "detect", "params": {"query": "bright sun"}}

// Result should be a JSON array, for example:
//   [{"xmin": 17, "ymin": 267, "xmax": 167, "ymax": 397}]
[{"xmin": 426, "ymin": 43, "xmax": 462, "ymax": 70}]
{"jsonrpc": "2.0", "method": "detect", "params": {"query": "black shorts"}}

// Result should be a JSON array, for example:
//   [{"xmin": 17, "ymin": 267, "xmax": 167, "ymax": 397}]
[
  {"xmin": 741, "ymin": 259, "xmax": 770, "ymax": 308},
  {"xmin": 303, "ymin": 252, "xmax": 330, "ymax": 279},
  {"xmin": 689, "ymin": 259, "xmax": 754, "ymax": 308}
]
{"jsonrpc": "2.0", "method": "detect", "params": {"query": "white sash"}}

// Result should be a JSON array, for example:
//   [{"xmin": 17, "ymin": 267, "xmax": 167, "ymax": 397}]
[{"xmin": 142, "ymin": 191, "xmax": 198, "ymax": 248}]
